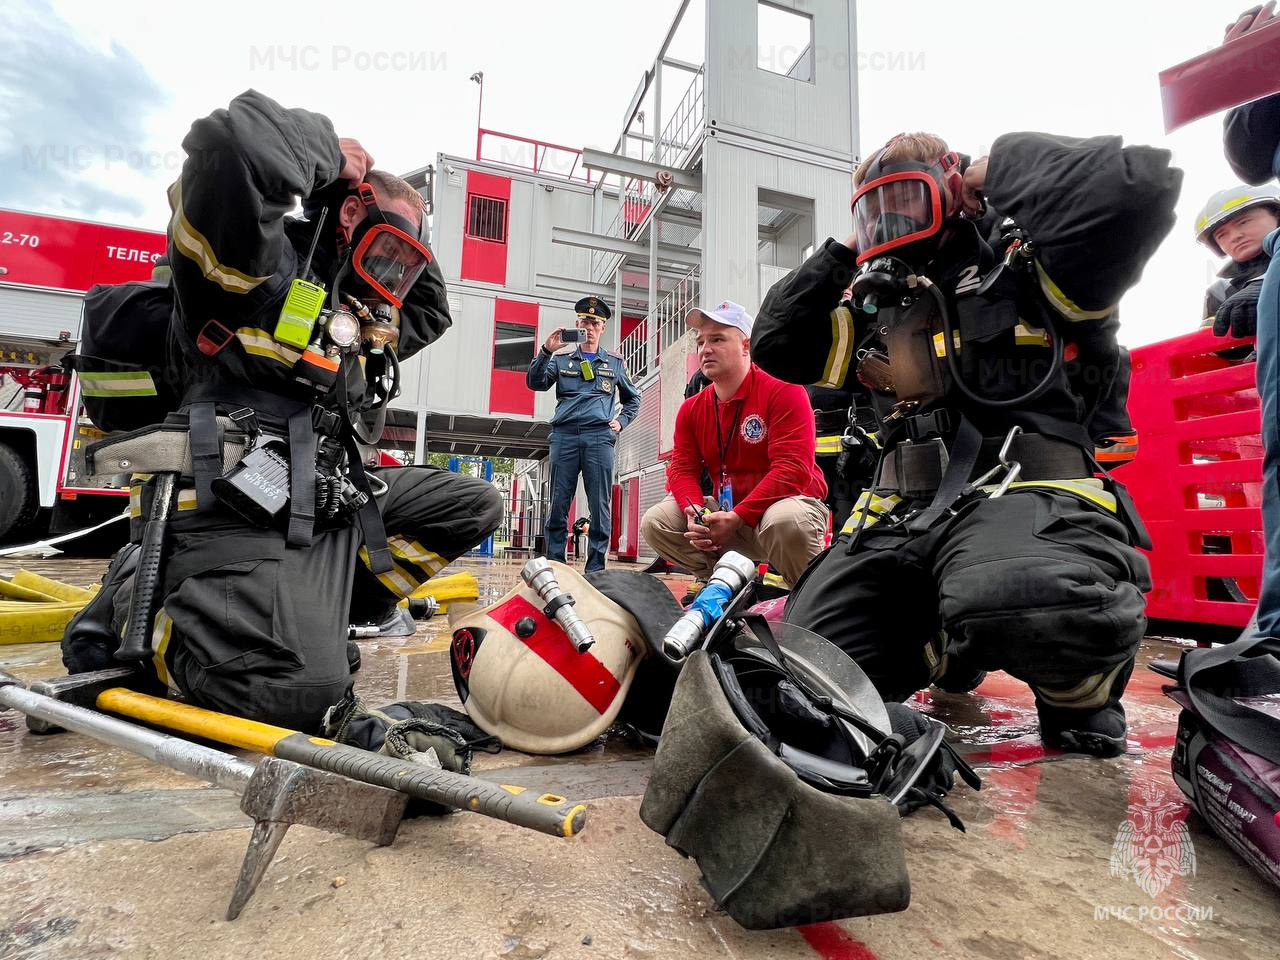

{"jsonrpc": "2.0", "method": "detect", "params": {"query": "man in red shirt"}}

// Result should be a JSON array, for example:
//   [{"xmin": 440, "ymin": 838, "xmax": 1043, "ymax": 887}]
[{"xmin": 641, "ymin": 301, "xmax": 829, "ymax": 586}]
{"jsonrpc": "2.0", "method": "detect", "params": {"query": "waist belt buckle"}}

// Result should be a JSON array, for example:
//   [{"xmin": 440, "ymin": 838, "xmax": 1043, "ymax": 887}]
[{"xmin": 970, "ymin": 426, "xmax": 1023, "ymax": 499}]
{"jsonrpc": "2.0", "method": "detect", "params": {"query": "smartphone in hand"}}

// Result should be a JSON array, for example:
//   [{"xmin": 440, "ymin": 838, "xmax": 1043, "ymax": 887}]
[{"xmin": 560, "ymin": 328, "xmax": 584, "ymax": 342}]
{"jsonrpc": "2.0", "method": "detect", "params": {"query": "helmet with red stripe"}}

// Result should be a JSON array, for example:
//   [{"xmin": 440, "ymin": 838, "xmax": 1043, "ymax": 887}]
[{"xmin": 448, "ymin": 562, "xmax": 682, "ymax": 754}]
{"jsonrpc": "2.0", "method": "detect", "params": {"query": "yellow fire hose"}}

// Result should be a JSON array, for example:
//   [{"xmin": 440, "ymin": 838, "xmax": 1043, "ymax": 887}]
[{"xmin": 0, "ymin": 571, "xmax": 98, "ymax": 645}]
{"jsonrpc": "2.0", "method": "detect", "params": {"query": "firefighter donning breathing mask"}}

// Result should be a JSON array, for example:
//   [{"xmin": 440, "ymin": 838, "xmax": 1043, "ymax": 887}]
[
  {"xmin": 61, "ymin": 91, "xmax": 503, "ymax": 735},
  {"xmin": 753, "ymin": 131, "xmax": 1183, "ymax": 758}
]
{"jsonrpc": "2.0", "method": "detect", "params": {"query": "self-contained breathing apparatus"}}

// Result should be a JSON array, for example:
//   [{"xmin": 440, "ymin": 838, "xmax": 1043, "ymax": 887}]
[
  {"xmin": 829, "ymin": 138, "xmax": 1117, "ymax": 544},
  {"xmin": 200, "ymin": 185, "xmax": 430, "ymax": 531},
  {"xmin": 74, "ymin": 182, "xmax": 432, "ymax": 666}
]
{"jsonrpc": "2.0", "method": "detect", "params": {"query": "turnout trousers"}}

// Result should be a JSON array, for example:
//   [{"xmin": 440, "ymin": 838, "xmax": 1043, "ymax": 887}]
[
  {"xmin": 67, "ymin": 465, "xmax": 502, "ymax": 732},
  {"xmin": 782, "ymin": 486, "xmax": 1151, "ymax": 713}
]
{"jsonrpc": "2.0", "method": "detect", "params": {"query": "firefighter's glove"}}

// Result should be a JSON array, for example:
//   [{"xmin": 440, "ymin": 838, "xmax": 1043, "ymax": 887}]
[
  {"xmin": 1212, "ymin": 282, "xmax": 1261, "ymax": 339},
  {"xmin": 323, "ymin": 695, "xmax": 501, "ymax": 774}
]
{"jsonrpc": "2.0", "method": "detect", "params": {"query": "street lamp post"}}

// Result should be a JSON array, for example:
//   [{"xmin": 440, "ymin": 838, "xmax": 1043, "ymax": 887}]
[{"xmin": 470, "ymin": 71, "xmax": 484, "ymax": 161}]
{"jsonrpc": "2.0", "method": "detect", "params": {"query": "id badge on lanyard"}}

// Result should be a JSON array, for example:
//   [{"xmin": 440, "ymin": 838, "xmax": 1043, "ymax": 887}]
[
  {"xmin": 717, "ymin": 478, "xmax": 734, "ymax": 512},
  {"xmin": 714, "ymin": 392, "xmax": 740, "ymax": 514}
]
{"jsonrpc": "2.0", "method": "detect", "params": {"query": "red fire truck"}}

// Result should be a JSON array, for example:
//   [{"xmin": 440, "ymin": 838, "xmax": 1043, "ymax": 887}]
[{"xmin": 0, "ymin": 208, "xmax": 167, "ymax": 543}]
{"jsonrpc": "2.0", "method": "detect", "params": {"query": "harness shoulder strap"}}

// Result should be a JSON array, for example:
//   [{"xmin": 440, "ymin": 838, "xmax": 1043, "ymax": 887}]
[
  {"xmin": 188, "ymin": 402, "xmax": 221, "ymax": 512},
  {"xmin": 905, "ymin": 415, "xmax": 981, "ymax": 533}
]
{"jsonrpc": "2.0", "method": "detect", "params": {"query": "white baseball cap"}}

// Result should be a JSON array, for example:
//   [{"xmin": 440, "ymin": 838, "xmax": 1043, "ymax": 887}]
[{"xmin": 685, "ymin": 300, "xmax": 754, "ymax": 338}]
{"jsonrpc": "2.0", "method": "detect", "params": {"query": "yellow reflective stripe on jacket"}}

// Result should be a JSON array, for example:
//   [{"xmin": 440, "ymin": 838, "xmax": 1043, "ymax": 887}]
[
  {"xmin": 79, "ymin": 371, "xmax": 158, "ymax": 397},
  {"xmin": 389, "ymin": 537, "xmax": 448, "ymax": 579},
  {"xmin": 982, "ymin": 478, "xmax": 1117, "ymax": 513},
  {"xmin": 932, "ymin": 330, "xmax": 962, "ymax": 357},
  {"xmin": 840, "ymin": 490, "xmax": 902, "ymax": 534},
  {"xmin": 816, "ymin": 305, "xmax": 855, "ymax": 388},
  {"xmin": 168, "ymin": 182, "xmax": 270, "ymax": 295},
  {"xmin": 151, "ymin": 608, "xmax": 178, "ymax": 693},
  {"xmin": 235, "ymin": 327, "xmax": 302, "ymax": 366},
  {"xmin": 1035, "ymin": 262, "xmax": 1112, "ymax": 322},
  {"xmin": 816, "ymin": 435, "xmax": 843, "ymax": 455},
  {"xmin": 1013, "ymin": 322, "xmax": 1051, "ymax": 348}
]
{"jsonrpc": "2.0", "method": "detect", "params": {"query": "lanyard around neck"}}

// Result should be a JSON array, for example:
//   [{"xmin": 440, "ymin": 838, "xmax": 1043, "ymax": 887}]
[{"xmin": 712, "ymin": 369, "xmax": 750, "ymax": 485}]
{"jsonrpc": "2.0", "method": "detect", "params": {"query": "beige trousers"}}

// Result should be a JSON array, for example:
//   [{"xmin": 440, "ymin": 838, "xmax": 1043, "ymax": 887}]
[{"xmin": 640, "ymin": 495, "xmax": 830, "ymax": 586}]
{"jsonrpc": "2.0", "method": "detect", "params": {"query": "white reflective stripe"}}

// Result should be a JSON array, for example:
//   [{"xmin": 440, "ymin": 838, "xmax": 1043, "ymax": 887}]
[
  {"xmin": 817, "ymin": 306, "xmax": 855, "ymax": 388},
  {"xmin": 388, "ymin": 537, "xmax": 447, "ymax": 577},
  {"xmin": 169, "ymin": 182, "xmax": 269, "ymax": 295},
  {"xmin": 1035, "ymin": 262, "xmax": 1112, "ymax": 322},
  {"xmin": 79, "ymin": 371, "xmax": 158, "ymax": 397},
  {"xmin": 235, "ymin": 327, "xmax": 302, "ymax": 366}
]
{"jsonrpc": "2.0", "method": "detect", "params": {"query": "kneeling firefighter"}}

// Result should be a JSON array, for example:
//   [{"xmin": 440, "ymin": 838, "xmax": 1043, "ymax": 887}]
[
  {"xmin": 754, "ymin": 131, "xmax": 1183, "ymax": 757},
  {"xmin": 61, "ymin": 91, "xmax": 503, "ymax": 737}
]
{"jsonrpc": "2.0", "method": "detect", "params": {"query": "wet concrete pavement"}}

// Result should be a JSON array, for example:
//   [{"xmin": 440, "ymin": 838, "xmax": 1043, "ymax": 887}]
[{"xmin": 0, "ymin": 556, "xmax": 1277, "ymax": 959}]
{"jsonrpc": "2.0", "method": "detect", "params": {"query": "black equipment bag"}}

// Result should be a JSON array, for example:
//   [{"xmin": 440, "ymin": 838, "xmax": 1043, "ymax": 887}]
[{"xmin": 64, "ymin": 280, "xmax": 182, "ymax": 432}]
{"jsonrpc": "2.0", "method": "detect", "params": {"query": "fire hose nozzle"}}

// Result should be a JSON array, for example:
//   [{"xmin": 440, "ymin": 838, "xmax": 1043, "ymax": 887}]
[
  {"xmin": 522, "ymin": 558, "xmax": 595, "ymax": 654},
  {"xmin": 662, "ymin": 551, "xmax": 759, "ymax": 662}
]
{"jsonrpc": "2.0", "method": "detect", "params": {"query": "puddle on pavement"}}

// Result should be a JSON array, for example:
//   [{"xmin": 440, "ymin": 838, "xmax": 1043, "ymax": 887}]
[{"xmin": 4, "ymin": 555, "xmax": 1280, "ymax": 956}]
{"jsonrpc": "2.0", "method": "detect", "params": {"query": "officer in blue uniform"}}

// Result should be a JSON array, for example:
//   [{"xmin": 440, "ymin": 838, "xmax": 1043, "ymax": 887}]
[{"xmin": 527, "ymin": 296, "xmax": 640, "ymax": 572}]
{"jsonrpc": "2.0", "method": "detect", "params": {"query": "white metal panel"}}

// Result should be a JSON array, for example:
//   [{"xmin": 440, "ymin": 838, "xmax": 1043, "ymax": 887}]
[
  {"xmin": 504, "ymin": 179, "xmax": 534, "ymax": 291},
  {"xmin": 637, "ymin": 465, "xmax": 671, "ymax": 560},
  {"xmin": 702, "ymin": 136, "xmax": 773, "ymax": 310},
  {"xmin": 616, "ymin": 374, "xmax": 662, "ymax": 477},
  {"xmin": 422, "ymin": 293, "xmax": 492, "ymax": 415},
  {"xmin": 0, "ymin": 286, "xmax": 83, "ymax": 343},
  {"xmin": 774, "ymin": 155, "xmax": 854, "ymax": 255},
  {"xmin": 431, "ymin": 157, "xmax": 466, "ymax": 281},
  {"xmin": 705, "ymin": 0, "xmax": 856, "ymax": 161},
  {"xmin": 532, "ymin": 187, "xmax": 594, "ymax": 294}
]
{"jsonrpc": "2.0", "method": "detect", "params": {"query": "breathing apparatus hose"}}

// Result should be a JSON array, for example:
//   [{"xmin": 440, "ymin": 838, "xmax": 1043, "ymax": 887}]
[{"xmin": 919, "ymin": 275, "xmax": 1063, "ymax": 409}]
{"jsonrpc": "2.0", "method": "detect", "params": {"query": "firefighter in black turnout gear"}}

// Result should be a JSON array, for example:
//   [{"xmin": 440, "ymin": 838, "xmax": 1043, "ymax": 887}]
[
  {"xmin": 754, "ymin": 131, "xmax": 1182, "ymax": 757},
  {"xmin": 62, "ymin": 91, "xmax": 502, "ymax": 733}
]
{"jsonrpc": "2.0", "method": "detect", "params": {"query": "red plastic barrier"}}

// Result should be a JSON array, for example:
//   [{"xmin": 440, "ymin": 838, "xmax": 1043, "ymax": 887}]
[{"xmin": 1112, "ymin": 329, "xmax": 1262, "ymax": 627}]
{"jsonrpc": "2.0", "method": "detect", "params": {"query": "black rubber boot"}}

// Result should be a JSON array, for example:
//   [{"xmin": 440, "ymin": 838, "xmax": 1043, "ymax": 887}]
[
  {"xmin": 61, "ymin": 542, "xmax": 140, "ymax": 674},
  {"xmin": 932, "ymin": 651, "xmax": 988, "ymax": 694},
  {"xmin": 1035, "ymin": 661, "xmax": 1134, "ymax": 759}
]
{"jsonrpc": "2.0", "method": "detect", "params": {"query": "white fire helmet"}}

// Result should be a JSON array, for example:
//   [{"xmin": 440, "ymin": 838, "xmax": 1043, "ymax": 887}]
[
  {"xmin": 1195, "ymin": 184, "xmax": 1280, "ymax": 257},
  {"xmin": 448, "ymin": 561, "xmax": 680, "ymax": 755}
]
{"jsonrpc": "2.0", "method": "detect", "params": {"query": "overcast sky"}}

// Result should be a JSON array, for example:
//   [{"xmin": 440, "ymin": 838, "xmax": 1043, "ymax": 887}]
[{"xmin": 0, "ymin": 0, "xmax": 1262, "ymax": 347}]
